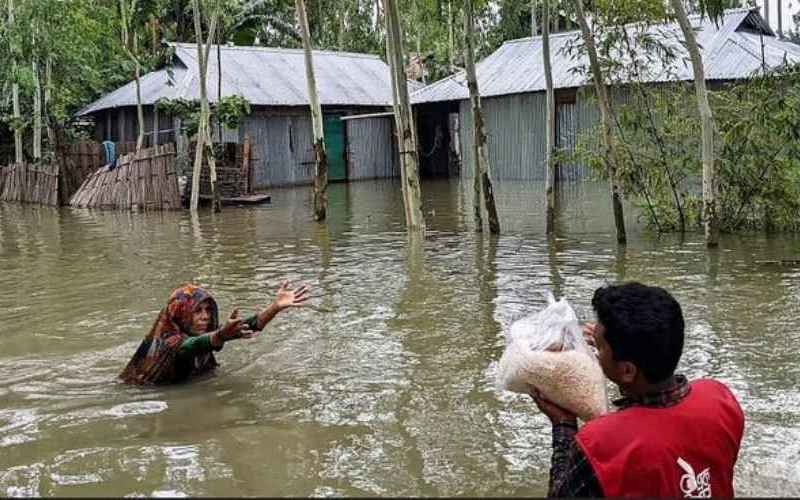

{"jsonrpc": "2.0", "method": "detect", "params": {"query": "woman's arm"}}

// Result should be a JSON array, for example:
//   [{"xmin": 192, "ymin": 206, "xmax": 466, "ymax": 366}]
[
  {"xmin": 179, "ymin": 333, "xmax": 221, "ymax": 355},
  {"xmin": 248, "ymin": 281, "xmax": 310, "ymax": 331}
]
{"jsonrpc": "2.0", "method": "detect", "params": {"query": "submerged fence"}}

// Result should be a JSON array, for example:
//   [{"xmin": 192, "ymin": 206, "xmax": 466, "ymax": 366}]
[
  {"xmin": 70, "ymin": 143, "xmax": 180, "ymax": 210},
  {"xmin": 0, "ymin": 163, "xmax": 60, "ymax": 206}
]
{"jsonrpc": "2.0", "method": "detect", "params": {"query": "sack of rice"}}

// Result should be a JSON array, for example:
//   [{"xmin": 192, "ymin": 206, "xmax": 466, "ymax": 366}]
[{"xmin": 496, "ymin": 292, "xmax": 607, "ymax": 421}]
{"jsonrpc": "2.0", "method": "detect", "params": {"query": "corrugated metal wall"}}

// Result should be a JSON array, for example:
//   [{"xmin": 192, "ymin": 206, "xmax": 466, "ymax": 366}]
[
  {"xmin": 242, "ymin": 110, "xmax": 397, "ymax": 189},
  {"xmin": 459, "ymin": 90, "xmax": 601, "ymax": 181},
  {"xmin": 346, "ymin": 116, "xmax": 398, "ymax": 180},
  {"xmin": 238, "ymin": 110, "xmax": 315, "ymax": 188},
  {"xmin": 94, "ymin": 106, "xmax": 397, "ymax": 189}
]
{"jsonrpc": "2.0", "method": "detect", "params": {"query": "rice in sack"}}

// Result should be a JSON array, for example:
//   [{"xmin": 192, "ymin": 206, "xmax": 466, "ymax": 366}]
[{"xmin": 496, "ymin": 292, "xmax": 607, "ymax": 421}]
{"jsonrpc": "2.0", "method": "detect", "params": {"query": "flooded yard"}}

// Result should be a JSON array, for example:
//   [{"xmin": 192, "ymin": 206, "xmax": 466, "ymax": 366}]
[{"xmin": 0, "ymin": 178, "xmax": 798, "ymax": 496}]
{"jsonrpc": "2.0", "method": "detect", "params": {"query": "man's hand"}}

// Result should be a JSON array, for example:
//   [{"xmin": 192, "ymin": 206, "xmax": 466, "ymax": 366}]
[
  {"xmin": 582, "ymin": 322, "xmax": 597, "ymax": 348},
  {"xmin": 530, "ymin": 386, "xmax": 578, "ymax": 427},
  {"xmin": 273, "ymin": 280, "xmax": 310, "ymax": 311}
]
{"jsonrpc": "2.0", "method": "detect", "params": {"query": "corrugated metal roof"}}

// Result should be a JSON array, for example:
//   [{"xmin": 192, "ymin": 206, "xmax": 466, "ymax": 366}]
[
  {"xmin": 412, "ymin": 8, "xmax": 800, "ymax": 104},
  {"xmin": 79, "ymin": 44, "xmax": 411, "ymax": 115}
]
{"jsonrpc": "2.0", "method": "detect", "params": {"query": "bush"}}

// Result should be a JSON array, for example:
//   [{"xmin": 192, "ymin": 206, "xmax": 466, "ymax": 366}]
[{"xmin": 567, "ymin": 66, "xmax": 800, "ymax": 233}]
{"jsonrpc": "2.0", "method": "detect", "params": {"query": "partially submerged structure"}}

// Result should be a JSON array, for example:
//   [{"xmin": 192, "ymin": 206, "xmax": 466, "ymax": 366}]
[
  {"xmin": 412, "ymin": 8, "xmax": 800, "ymax": 182},
  {"xmin": 78, "ymin": 44, "xmax": 417, "ymax": 188}
]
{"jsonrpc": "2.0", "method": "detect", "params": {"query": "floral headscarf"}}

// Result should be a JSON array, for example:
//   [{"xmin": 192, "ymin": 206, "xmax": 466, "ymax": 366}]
[{"xmin": 120, "ymin": 284, "xmax": 220, "ymax": 385}]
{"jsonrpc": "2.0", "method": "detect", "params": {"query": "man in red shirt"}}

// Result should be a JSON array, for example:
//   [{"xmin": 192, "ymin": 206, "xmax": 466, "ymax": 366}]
[{"xmin": 531, "ymin": 282, "xmax": 745, "ymax": 497}]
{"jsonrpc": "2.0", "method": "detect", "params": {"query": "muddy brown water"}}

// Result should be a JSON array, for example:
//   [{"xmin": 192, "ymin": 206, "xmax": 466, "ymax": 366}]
[{"xmin": 1, "ymin": 179, "xmax": 798, "ymax": 496}]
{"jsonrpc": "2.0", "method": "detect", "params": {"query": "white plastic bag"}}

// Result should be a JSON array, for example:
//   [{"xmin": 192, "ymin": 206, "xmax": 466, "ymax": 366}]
[{"xmin": 496, "ymin": 292, "xmax": 608, "ymax": 421}]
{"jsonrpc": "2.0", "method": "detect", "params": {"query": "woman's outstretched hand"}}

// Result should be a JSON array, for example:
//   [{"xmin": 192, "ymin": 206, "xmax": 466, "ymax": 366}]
[{"xmin": 273, "ymin": 280, "xmax": 310, "ymax": 310}]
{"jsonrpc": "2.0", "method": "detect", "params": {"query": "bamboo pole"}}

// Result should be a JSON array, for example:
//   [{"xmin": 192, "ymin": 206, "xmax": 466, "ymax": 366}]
[{"xmin": 296, "ymin": 0, "xmax": 328, "ymax": 222}]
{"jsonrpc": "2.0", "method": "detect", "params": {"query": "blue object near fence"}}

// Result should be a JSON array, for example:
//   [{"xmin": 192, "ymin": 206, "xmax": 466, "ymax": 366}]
[{"xmin": 102, "ymin": 141, "xmax": 117, "ymax": 170}]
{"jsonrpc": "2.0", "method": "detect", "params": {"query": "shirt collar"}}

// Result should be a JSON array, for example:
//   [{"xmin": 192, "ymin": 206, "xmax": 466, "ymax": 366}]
[{"xmin": 612, "ymin": 374, "xmax": 691, "ymax": 410}]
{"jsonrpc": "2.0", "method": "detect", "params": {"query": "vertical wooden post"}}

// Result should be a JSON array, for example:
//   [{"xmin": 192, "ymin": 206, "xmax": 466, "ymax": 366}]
[
  {"xmin": 242, "ymin": 133, "xmax": 252, "ymax": 194},
  {"xmin": 153, "ymin": 106, "xmax": 160, "ymax": 145},
  {"xmin": 296, "ymin": 0, "xmax": 328, "ymax": 221}
]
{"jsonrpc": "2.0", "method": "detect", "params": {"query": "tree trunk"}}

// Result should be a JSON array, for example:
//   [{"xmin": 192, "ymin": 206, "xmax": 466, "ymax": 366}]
[
  {"xmin": 764, "ymin": 0, "xmax": 770, "ymax": 28},
  {"xmin": 448, "ymin": 0, "xmax": 455, "ymax": 71},
  {"xmin": 574, "ymin": 0, "xmax": 626, "ymax": 243},
  {"xmin": 134, "ymin": 38, "xmax": 145, "ymax": 151},
  {"xmin": 531, "ymin": 0, "xmax": 537, "ymax": 37},
  {"xmin": 9, "ymin": 0, "xmax": 22, "ymax": 164},
  {"xmin": 542, "ymin": 0, "xmax": 556, "ymax": 234},
  {"xmin": 217, "ymin": 23, "xmax": 223, "ymax": 143},
  {"xmin": 190, "ymin": 0, "xmax": 220, "ymax": 212},
  {"xmin": 119, "ymin": 0, "xmax": 145, "ymax": 151},
  {"xmin": 32, "ymin": 55, "xmax": 42, "ymax": 160},
  {"xmin": 296, "ymin": 0, "xmax": 328, "ymax": 221},
  {"xmin": 467, "ymin": 1, "xmax": 483, "ymax": 232},
  {"xmin": 45, "ymin": 56, "xmax": 54, "ymax": 149},
  {"xmin": 669, "ymin": 0, "xmax": 718, "ymax": 247},
  {"xmin": 383, "ymin": 0, "xmax": 426, "ymax": 231},
  {"xmin": 777, "ymin": 0, "xmax": 782, "ymax": 38},
  {"xmin": 384, "ymin": 14, "xmax": 410, "ymax": 225},
  {"xmin": 464, "ymin": 0, "xmax": 500, "ymax": 234}
]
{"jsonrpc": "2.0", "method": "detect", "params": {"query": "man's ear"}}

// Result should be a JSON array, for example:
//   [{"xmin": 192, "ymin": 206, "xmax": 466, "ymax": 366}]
[{"xmin": 618, "ymin": 360, "xmax": 638, "ymax": 385}]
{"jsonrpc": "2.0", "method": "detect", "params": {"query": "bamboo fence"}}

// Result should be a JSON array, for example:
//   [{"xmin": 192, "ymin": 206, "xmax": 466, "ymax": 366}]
[
  {"xmin": 0, "ymin": 165, "xmax": 7, "ymax": 195},
  {"xmin": 70, "ymin": 143, "xmax": 180, "ymax": 210},
  {"xmin": 61, "ymin": 141, "xmax": 138, "ymax": 180},
  {"xmin": 0, "ymin": 163, "xmax": 60, "ymax": 206}
]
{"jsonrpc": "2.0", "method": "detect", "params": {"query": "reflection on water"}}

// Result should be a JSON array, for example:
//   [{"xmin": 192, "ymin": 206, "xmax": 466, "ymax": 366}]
[{"xmin": 0, "ymin": 178, "xmax": 798, "ymax": 496}]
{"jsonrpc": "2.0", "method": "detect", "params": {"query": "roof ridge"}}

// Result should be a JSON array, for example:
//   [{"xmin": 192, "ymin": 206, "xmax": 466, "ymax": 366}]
[
  {"xmin": 169, "ymin": 42, "xmax": 383, "ymax": 60},
  {"xmin": 499, "ymin": 7, "xmax": 756, "ymax": 47}
]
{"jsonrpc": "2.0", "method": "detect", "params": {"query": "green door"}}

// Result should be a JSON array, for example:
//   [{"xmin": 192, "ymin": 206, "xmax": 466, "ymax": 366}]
[{"xmin": 324, "ymin": 115, "xmax": 346, "ymax": 181}]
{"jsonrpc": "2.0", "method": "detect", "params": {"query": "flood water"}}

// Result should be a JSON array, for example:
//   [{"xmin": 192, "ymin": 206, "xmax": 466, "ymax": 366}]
[{"xmin": 0, "ymin": 178, "xmax": 798, "ymax": 496}]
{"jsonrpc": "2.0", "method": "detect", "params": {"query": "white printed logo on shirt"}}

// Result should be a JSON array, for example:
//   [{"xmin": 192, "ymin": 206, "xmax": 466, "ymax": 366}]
[{"xmin": 677, "ymin": 457, "xmax": 711, "ymax": 498}]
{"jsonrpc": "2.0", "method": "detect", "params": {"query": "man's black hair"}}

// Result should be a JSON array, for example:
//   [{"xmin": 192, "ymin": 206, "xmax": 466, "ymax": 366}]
[{"xmin": 591, "ymin": 282, "xmax": 684, "ymax": 383}]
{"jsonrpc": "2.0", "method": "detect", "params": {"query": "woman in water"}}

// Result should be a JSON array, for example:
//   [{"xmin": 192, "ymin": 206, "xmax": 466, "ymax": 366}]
[{"xmin": 120, "ymin": 281, "xmax": 309, "ymax": 385}]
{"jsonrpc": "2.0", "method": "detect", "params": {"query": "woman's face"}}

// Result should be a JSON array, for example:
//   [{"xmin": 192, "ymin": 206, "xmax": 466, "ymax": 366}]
[{"xmin": 191, "ymin": 300, "xmax": 213, "ymax": 334}]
